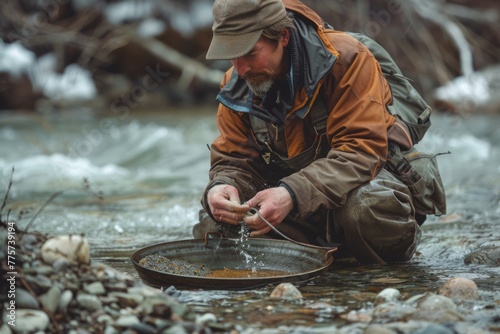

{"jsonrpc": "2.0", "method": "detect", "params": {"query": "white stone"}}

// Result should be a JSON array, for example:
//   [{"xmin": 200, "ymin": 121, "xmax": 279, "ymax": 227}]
[
  {"xmin": 8, "ymin": 309, "xmax": 49, "ymax": 334},
  {"xmin": 41, "ymin": 235, "xmax": 90, "ymax": 265},
  {"xmin": 375, "ymin": 288, "xmax": 401, "ymax": 305},
  {"xmin": 269, "ymin": 283, "xmax": 303, "ymax": 300}
]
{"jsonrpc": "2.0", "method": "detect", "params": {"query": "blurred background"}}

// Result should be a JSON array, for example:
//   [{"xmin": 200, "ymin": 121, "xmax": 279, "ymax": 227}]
[{"xmin": 1, "ymin": 0, "xmax": 499, "ymax": 114}]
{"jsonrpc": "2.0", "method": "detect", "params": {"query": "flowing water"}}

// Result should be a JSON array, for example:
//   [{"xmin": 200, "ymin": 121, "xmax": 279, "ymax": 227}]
[{"xmin": 1, "ymin": 107, "xmax": 499, "ymax": 332}]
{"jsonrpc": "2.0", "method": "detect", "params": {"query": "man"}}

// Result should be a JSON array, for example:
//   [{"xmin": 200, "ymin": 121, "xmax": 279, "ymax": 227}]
[{"xmin": 193, "ymin": 0, "xmax": 429, "ymax": 264}]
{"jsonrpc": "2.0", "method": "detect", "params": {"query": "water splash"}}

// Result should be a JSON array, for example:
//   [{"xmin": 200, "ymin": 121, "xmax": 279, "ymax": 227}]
[{"xmin": 237, "ymin": 222, "xmax": 260, "ymax": 271}]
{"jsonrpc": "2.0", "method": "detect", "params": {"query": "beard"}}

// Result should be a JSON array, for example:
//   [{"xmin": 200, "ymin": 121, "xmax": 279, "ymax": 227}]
[{"xmin": 244, "ymin": 73, "xmax": 274, "ymax": 98}]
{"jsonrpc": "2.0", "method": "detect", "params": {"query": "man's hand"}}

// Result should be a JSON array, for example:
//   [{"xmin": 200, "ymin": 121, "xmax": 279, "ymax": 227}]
[
  {"xmin": 244, "ymin": 187, "xmax": 293, "ymax": 237},
  {"xmin": 207, "ymin": 184, "xmax": 250, "ymax": 225}
]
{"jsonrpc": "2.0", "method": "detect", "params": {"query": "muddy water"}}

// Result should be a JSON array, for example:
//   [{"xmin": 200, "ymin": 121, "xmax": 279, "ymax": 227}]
[{"xmin": 1, "ymin": 108, "xmax": 499, "ymax": 332}]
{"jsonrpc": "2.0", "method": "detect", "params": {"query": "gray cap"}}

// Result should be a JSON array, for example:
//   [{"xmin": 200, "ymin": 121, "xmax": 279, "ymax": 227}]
[{"xmin": 206, "ymin": 0, "xmax": 287, "ymax": 60}]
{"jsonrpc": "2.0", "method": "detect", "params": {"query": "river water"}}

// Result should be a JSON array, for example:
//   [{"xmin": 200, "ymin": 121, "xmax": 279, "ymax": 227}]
[{"xmin": 1, "ymin": 106, "xmax": 499, "ymax": 332}]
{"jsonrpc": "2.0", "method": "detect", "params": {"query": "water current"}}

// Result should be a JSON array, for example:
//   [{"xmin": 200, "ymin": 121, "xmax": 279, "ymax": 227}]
[{"xmin": 1, "ymin": 107, "xmax": 499, "ymax": 332}]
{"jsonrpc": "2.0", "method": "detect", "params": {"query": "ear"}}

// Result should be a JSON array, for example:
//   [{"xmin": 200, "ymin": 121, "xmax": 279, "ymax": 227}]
[{"xmin": 281, "ymin": 29, "xmax": 290, "ymax": 47}]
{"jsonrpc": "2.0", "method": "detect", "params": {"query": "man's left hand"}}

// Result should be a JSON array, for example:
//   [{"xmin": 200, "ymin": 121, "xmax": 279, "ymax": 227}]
[{"xmin": 244, "ymin": 187, "xmax": 294, "ymax": 237}]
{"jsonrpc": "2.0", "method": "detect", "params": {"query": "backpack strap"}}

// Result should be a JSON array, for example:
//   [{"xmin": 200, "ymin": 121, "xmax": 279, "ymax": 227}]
[
  {"xmin": 386, "ymin": 142, "xmax": 424, "ymax": 194},
  {"xmin": 249, "ymin": 87, "xmax": 328, "ymax": 168},
  {"xmin": 250, "ymin": 86, "xmax": 328, "ymax": 147}
]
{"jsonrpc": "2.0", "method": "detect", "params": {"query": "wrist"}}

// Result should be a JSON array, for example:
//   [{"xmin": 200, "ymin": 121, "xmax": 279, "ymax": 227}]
[{"xmin": 279, "ymin": 182, "xmax": 297, "ymax": 212}]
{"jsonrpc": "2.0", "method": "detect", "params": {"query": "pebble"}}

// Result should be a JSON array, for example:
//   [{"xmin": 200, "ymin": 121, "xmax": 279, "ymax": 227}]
[
  {"xmin": 84, "ymin": 281, "xmax": 106, "ymax": 295},
  {"xmin": 374, "ymin": 288, "xmax": 401, "ymax": 305},
  {"xmin": 196, "ymin": 313, "xmax": 217, "ymax": 326},
  {"xmin": 52, "ymin": 257, "xmax": 70, "ymax": 273},
  {"xmin": 437, "ymin": 277, "xmax": 480, "ymax": 300},
  {"xmin": 3, "ymin": 224, "xmax": 493, "ymax": 334},
  {"xmin": 41, "ymin": 234, "xmax": 90, "ymax": 265},
  {"xmin": 115, "ymin": 314, "xmax": 140, "ymax": 327},
  {"xmin": 464, "ymin": 245, "xmax": 500, "ymax": 265},
  {"xmin": 129, "ymin": 322, "xmax": 159, "ymax": 334},
  {"xmin": 411, "ymin": 323, "xmax": 456, "ymax": 334},
  {"xmin": 15, "ymin": 288, "xmax": 40, "ymax": 309},
  {"xmin": 269, "ymin": 283, "xmax": 303, "ymax": 300},
  {"xmin": 110, "ymin": 291, "xmax": 144, "ymax": 308},
  {"xmin": 414, "ymin": 293, "xmax": 457, "ymax": 312},
  {"xmin": 77, "ymin": 293, "xmax": 103, "ymax": 312},
  {"xmin": 10, "ymin": 309, "xmax": 49, "ymax": 333},
  {"xmin": 364, "ymin": 324, "xmax": 398, "ymax": 334},
  {"xmin": 39, "ymin": 286, "xmax": 62, "ymax": 314},
  {"xmin": 58, "ymin": 290, "xmax": 74, "ymax": 314}
]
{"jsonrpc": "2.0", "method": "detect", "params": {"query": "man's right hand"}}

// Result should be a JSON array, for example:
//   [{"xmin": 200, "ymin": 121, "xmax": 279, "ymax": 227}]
[{"xmin": 207, "ymin": 184, "xmax": 250, "ymax": 225}]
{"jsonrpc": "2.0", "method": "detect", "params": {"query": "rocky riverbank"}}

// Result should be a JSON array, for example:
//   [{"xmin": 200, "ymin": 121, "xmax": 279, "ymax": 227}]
[
  {"xmin": 0, "ymin": 224, "xmax": 219, "ymax": 334},
  {"xmin": 1, "ymin": 222, "xmax": 499, "ymax": 334}
]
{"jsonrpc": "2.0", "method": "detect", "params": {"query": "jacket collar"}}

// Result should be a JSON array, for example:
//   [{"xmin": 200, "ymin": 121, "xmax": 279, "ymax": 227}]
[{"xmin": 215, "ymin": 12, "xmax": 336, "ymax": 122}]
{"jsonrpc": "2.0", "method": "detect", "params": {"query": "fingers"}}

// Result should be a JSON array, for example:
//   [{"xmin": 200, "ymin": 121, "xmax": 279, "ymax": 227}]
[
  {"xmin": 217, "ymin": 210, "xmax": 248, "ymax": 225},
  {"xmin": 243, "ymin": 209, "xmax": 272, "ymax": 232},
  {"xmin": 250, "ymin": 226, "xmax": 272, "ymax": 237},
  {"xmin": 207, "ymin": 184, "xmax": 250, "ymax": 225}
]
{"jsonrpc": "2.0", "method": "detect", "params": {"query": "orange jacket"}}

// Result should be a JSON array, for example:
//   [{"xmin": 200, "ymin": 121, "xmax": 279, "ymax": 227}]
[{"xmin": 202, "ymin": 0, "xmax": 396, "ymax": 219}]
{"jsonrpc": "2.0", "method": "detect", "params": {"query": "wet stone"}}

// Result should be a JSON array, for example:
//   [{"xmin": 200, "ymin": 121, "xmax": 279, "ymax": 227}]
[
  {"xmin": 365, "ymin": 324, "xmax": 398, "ymax": 334},
  {"xmin": 40, "ymin": 286, "xmax": 62, "ymax": 314},
  {"xmin": 12, "ymin": 309, "xmax": 50, "ymax": 333},
  {"xmin": 415, "ymin": 293, "xmax": 457, "ymax": 312},
  {"xmin": 128, "ymin": 322, "xmax": 158, "ymax": 334},
  {"xmin": 269, "ymin": 283, "xmax": 303, "ymax": 300},
  {"xmin": 84, "ymin": 281, "xmax": 106, "ymax": 295},
  {"xmin": 77, "ymin": 293, "xmax": 103, "ymax": 311},
  {"xmin": 25, "ymin": 274, "xmax": 52, "ymax": 293},
  {"xmin": 437, "ymin": 277, "xmax": 480, "ymax": 300},
  {"xmin": 52, "ymin": 257, "xmax": 70, "ymax": 273},
  {"xmin": 110, "ymin": 291, "xmax": 143, "ymax": 308},
  {"xmin": 464, "ymin": 245, "xmax": 500, "ymax": 265},
  {"xmin": 411, "ymin": 323, "xmax": 456, "ymax": 334},
  {"xmin": 115, "ymin": 314, "xmax": 140, "ymax": 328},
  {"xmin": 15, "ymin": 288, "xmax": 40, "ymax": 309},
  {"xmin": 374, "ymin": 288, "xmax": 401, "ymax": 305},
  {"xmin": 58, "ymin": 290, "xmax": 73, "ymax": 314},
  {"xmin": 372, "ymin": 302, "xmax": 416, "ymax": 322}
]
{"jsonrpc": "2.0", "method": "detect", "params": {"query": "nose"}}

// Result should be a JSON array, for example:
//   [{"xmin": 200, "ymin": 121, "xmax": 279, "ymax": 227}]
[{"xmin": 231, "ymin": 58, "xmax": 250, "ymax": 76}]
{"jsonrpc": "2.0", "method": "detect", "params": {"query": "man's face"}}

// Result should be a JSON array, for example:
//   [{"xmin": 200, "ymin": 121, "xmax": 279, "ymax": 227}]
[{"xmin": 231, "ymin": 32, "xmax": 289, "ymax": 97}]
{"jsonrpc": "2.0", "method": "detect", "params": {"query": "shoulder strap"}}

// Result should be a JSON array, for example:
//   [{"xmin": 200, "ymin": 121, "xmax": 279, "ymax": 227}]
[{"xmin": 250, "ymin": 86, "xmax": 328, "ymax": 145}]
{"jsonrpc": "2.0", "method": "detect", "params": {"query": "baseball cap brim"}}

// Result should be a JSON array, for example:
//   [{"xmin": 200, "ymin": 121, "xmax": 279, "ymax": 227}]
[{"xmin": 206, "ymin": 29, "xmax": 263, "ymax": 60}]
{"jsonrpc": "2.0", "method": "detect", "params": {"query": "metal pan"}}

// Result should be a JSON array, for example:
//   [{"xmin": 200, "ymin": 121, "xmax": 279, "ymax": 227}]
[{"xmin": 131, "ymin": 237, "xmax": 335, "ymax": 289}]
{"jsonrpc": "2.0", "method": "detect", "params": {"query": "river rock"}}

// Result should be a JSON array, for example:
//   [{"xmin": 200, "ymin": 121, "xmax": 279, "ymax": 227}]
[
  {"xmin": 77, "ymin": 293, "xmax": 103, "ymax": 311},
  {"xmin": 58, "ymin": 289, "xmax": 73, "ymax": 314},
  {"xmin": 364, "ymin": 324, "xmax": 398, "ymax": 334},
  {"xmin": 416, "ymin": 293, "xmax": 457, "ymax": 312},
  {"xmin": 39, "ymin": 286, "xmax": 62, "ymax": 314},
  {"xmin": 464, "ymin": 245, "xmax": 500, "ymax": 265},
  {"xmin": 195, "ymin": 313, "xmax": 217, "ymax": 326},
  {"xmin": 411, "ymin": 323, "xmax": 456, "ymax": 334},
  {"xmin": 110, "ymin": 291, "xmax": 143, "ymax": 307},
  {"xmin": 52, "ymin": 257, "xmax": 70, "ymax": 273},
  {"xmin": 115, "ymin": 314, "xmax": 140, "ymax": 328},
  {"xmin": 372, "ymin": 302, "xmax": 416, "ymax": 322},
  {"xmin": 84, "ymin": 281, "xmax": 106, "ymax": 295},
  {"xmin": 138, "ymin": 295, "xmax": 174, "ymax": 318},
  {"xmin": 437, "ymin": 277, "xmax": 480, "ymax": 300},
  {"xmin": 374, "ymin": 288, "xmax": 401, "ymax": 305},
  {"xmin": 41, "ymin": 234, "xmax": 90, "ymax": 265},
  {"xmin": 269, "ymin": 283, "xmax": 303, "ymax": 300},
  {"xmin": 10, "ymin": 309, "xmax": 49, "ymax": 334},
  {"xmin": 15, "ymin": 288, "xmax": 40, "ymax": 309}
]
